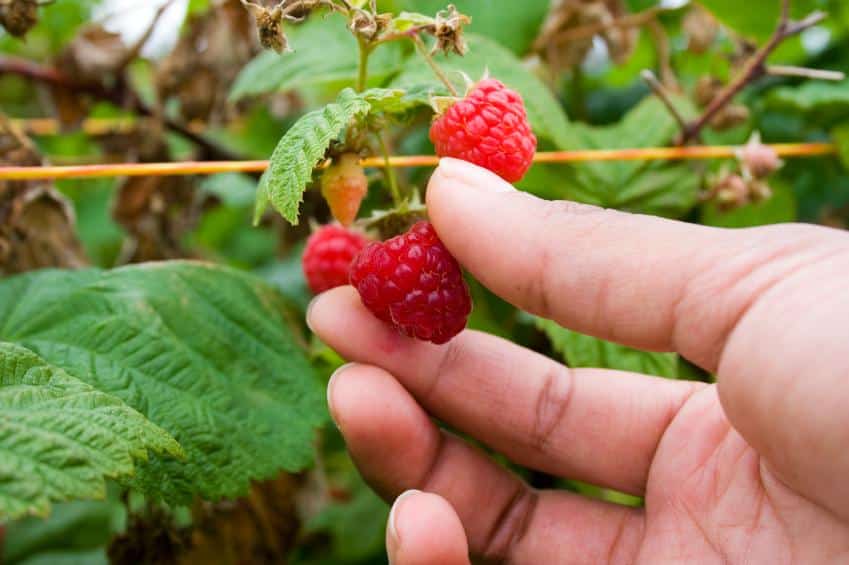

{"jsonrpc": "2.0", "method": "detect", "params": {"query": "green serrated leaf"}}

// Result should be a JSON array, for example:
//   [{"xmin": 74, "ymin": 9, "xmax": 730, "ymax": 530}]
[
  {"xmin": 260, "ymin": 89, "xmax": 372, "ymax": 225},
  {"xmin": 0, "ymin": 343, "xmax": 181, "ymax": 520},
  {"xmin": 360, "ymin": 87, "xmax": 429, "ymax": 115},
  {"xmin": 390, "ymin": 33, "xmax": 578, "ymax": 149},
  {"xmin": 229, "ymin": 13, "xmax": 404, "ymax": 101},
  {"xmin": 536, "ymin": 319, "xmax": 679, "ymax": 379},
  {"xmin": 0, "ymin": 262, "xmax": 326, "ymax": 504}
]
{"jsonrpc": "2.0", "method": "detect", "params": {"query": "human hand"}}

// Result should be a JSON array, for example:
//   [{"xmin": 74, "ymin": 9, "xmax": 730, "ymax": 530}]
[{"xmin": 307, "ymin": 158, "xmax": 849, "ymax": 564}]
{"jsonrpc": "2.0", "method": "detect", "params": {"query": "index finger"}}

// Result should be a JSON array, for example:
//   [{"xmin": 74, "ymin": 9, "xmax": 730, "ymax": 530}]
[{"xmin": 427, "ymin": 158, "xmax": 826, "ymax": 370}]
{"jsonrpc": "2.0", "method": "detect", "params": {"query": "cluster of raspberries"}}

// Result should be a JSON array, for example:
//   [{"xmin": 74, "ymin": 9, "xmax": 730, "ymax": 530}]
[{"xmin": 303, "ymin": 79, "xmax": 535, "ymax": 344}]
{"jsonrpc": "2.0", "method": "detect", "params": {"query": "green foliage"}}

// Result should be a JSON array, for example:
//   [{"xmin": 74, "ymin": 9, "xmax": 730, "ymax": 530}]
[
  {"xmin": 0, "ymin": 0, "xmax": 98, "ymax": 57},
  {"xmin": 520, "ymin": 97, "xmax": 701, "ymax": 217},
  {"xmin": 230, "ymin": 14, "xmax": 405, "ymax": 101},
  {"xmin": 697, "ymin": 0, "xmax": 822, "ymax": 40},
  {"xmin": 255, "ymin": 88, "xmax": 372, "ymax": 224},
  {"xmin": 4, "ymin": 494, "xmax": 125, "ymax": 564},
  {"xmin": 0, "ymin": 343, "xmax": 181, "ymax": 520},
  {"xmin": 390, "ymin": 33, "xmax": 577, "ymax": 149},
  {"xmin": 396, "ymin": 0, "xmax": 550, "ymax": 54},
  {"xmin": 304, "ymin": 481, "xmax": 390, "ymax": 562},
  {"xmin": 0, "ymin": 263, "xmax": 325, "ymax": 504},
  {"xmin": 536, "ymin": 319, "xmax": 680, "ymax": 379},
  {"xmin": 767, "ymin": 79, "xmax": 849, "ymax": 123},
  {"xmin": 259, "ymin": 243, "xmax": 312, "ymax": 315},
  {"xmin": 57, "ymin": 179, "xmax": 124, "ymax": 269},
  {"xmin": 191, "ymin": 174, "xmax": 278, "ymax": 269}
]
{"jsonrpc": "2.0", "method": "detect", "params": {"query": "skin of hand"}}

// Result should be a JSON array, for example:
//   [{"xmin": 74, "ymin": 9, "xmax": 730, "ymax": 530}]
[{"xmin": 307, "ymin": 158, "xmax": 849, "ymax": 564}]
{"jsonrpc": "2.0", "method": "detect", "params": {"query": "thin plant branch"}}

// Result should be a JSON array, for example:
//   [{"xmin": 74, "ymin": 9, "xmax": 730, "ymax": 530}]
[
  {"xmin": 641, "ymin": 70, "xmax": 688, "ymax": 131},
  {"xmin": 412, "ymin": 34, "xmax": 458, "ymax": 96},
  {"xmin": 0, "ymin": 56, "xmax": 241, "ymax": 161},
  {"xmin": 0, "ymin": 143, "xmax": 836, "ymax": 181},
  {"xmin": 536, "ymin": 5, "xmax": 676, "ymax": 50},
  {"xmin": 766, "ymin": 65, "xmax": 846, "ymax": 81},
  {"xmin": 645, "ymin": 17, "xmax": 678, "ymax": 90},
  {"xmin": 679, "ymin": 3, "xmax": 827, "ymax": 144},
  {"xmin": 114, "ymin": 0, "xmax": 176, "ymax": 73}
]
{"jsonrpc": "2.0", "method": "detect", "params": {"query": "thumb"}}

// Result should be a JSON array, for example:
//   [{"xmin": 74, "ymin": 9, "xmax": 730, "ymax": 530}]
[{"xmin": 387, "ymin": 490, "xmax": 470, "ymax": 565}]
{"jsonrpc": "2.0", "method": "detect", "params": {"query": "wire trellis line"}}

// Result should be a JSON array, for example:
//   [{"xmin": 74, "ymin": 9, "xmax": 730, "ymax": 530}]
[{"xmin": 0, "ymin": 143, "xmax": 836, "ymax": 181}]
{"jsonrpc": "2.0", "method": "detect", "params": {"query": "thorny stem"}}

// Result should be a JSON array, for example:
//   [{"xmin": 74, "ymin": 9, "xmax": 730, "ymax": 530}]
[
  {"xmin": 678, "ymin": 2, "xmax": 827, "ymax": 144},
  {"xmin": 377, "ymin": 133, "xmax": 402, "ymax": 207},
  {"xmin": 413, "ymin": 34, "xmax": 458, "ymax": 96}
]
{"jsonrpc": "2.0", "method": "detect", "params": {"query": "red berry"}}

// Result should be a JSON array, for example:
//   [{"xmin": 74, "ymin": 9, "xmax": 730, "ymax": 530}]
[
  {"xmin": 429, "ymin": 79, "xmax": 537, "ymax": 183},
  {"xmin": 302, "ymin": 225, "xmax": 370, "ymax": 295},
  {"xmin": 349, "ymin": 221, "xmax": 472, "ymax": 344}
]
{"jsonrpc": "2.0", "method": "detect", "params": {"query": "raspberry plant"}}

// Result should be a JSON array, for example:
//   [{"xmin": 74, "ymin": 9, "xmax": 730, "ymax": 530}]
[{"xmin": 0, "ymin": 0, "xmax": 848, "ymax": 562}]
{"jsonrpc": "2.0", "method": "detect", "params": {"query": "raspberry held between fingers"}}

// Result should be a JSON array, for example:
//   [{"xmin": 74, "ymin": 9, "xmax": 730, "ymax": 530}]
[{"xmin": 349, "ymin": 221, "xmax": 472, "ymax": 344}]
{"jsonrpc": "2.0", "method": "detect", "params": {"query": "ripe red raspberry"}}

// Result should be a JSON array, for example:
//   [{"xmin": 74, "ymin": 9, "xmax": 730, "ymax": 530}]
[
  {"xmin": 349, "ymin": 221, "xmax": 472, "ymax": 344},
  {"xmin": 302, "ymin": 224, "xmax": 369, "ymax": 295},
  {"xmin": 429, "ymin": 78, "xmax": 537, "ymax": 183}
]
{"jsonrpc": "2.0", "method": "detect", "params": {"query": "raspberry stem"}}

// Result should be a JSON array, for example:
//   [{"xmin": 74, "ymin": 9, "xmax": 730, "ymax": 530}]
[{"xmin": 412, "ymin": 34, "xmax": 458, "ymax": 97}]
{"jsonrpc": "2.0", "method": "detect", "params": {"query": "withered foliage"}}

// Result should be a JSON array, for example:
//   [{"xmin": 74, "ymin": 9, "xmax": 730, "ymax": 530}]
[
  {"xmin": 108, "ymin": 474, "xmax": 303, "ymax": 565},
  {"xmin": 111, "ymin": 142, "xmax": 203, "ymax": 264},
  {"xmin": 534, "ymin": 0, "xmax": 637, "ymax": 72},
  {"xmin": 156, "ymin": 0, "xmax": 260, "ymax": 124},
  {"xmin": 0, "ymin": 0, "xmax": 39, "ymax": 37},
  {"xmin": 0, "ymin": 120, "xmax": 89, "ymax": 275}
]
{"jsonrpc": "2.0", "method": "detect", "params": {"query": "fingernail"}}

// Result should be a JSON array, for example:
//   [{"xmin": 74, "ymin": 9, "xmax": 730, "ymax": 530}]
[
  {"xmin": 387, "ymin": 489, "xmax": 421, "ymax": 560},
  {"xmin": 436, "ymin": 157, "xmax": 516, "ymax": 194},
  {"xmin": 326, "ymin": 362, "xmax": 358, "ymax": 427},
  {"xmin": 305, "ymin": 292, "xmax": 325, "ymax": 333}
]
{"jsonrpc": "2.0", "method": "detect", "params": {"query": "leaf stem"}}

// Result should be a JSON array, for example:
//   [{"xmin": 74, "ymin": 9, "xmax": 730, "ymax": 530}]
[
  {"xmin": 678, "ymin": 5, "xmax": 827, "ymax": 144},
  {"xmin": 413, "ymin": 34, "xmax": 458, "ymax": 96},
  {"xmin": 377, "ymin": 133, "xmax": 402, "ymax": 207},
  {"xmin": 356, "ymin": 37, "xmax": 371, "ymax": 92}
]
